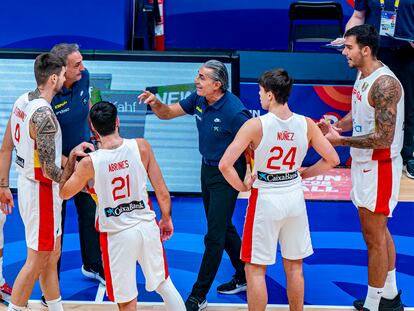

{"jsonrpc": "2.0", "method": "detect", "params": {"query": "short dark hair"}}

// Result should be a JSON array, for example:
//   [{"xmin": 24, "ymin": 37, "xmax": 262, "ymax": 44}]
[
  {"xmin": 89, "ymin": 101, "xmax": 118, "ymax": 136},
  {"xmin": 50, "ymin": 43, "xmax": 80, "ymax": 62},
  {"xmin": 34, "ymin": 53, "xmax": 66, "ymax": 86},
  {"xmin": 344, "ymin": 24, "xmax": 379, "ymax": 57},
  {"xmin": 258, "ymin": 69, "xmax": 293, "ymax": 104}
]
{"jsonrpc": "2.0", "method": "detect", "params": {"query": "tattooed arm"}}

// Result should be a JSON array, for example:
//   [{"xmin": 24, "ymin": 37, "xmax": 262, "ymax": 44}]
[
  {"xmin": 326, "ymin": 75, "xmax": 401, "ymax": 148},
  {"xmin": 30, "ymin": 106, "xmax": 62, "ymax": 182}
]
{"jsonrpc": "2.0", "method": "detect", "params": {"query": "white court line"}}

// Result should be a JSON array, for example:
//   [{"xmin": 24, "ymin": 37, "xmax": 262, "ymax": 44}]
[
  {"xmin": 95, "ymin": 283, "xmax": 106, "ymax": 302},
  {"xmin": 27, "ymin": 300, "xmax": 414, "ymax": 310}
]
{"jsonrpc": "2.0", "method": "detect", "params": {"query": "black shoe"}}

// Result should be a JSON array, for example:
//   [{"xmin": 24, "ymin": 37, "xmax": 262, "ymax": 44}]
[
  {"xmin": 404, "ymin": 160, "xmax": 414, "ymax": 179},
  {"xmin": 41, "ymin": 295, "xmax": 48, "ymax": 307},
  {"xmin": 216, "ymin": 277, "xmax": 247, "ymax": 294},
  {"xmin": 185, "ymin": 294, "xmax": 207, "ymax": 311},
  {"xmin": 353, "ymin": 290, "xmax": 404, "ymax": 311},
  {"xmin": 81, "ymin": 264, "xmax": 106, "ymax": 285}
]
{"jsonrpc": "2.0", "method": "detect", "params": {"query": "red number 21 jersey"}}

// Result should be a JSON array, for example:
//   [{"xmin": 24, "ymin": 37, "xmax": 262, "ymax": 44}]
[{"xmin": 88, "ymin": 139, "xmax": 155, "ymax": 233}]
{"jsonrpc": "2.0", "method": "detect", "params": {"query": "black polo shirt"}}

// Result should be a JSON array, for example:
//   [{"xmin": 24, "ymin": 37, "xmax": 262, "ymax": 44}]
[
  {"xmin": 355, "ymin": 0, "xmax": 414, "ymax": 48},
  {"xmin": 179, "ymin": 91, "xmax": 251, "ymax": 165},
  {"xmin": 52, "ymin": 69, "xmax": 90, "ymax": 156}
]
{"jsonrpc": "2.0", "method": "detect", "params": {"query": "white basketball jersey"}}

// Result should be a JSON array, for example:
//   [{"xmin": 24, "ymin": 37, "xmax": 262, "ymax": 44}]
[
  {"xmin": 350, "ymin": 65, "xmax": 404, "ymax": 162},
  {"xmin": 88, "ymin": 139, "xmax": 155, "ymax": 233},
  {"xmin": 252, "ymin": 113, "xmax": 308, "ymax": 189},
  {"xmin": 10, "ymin": 92, "xmax": 62, "ymax": 182}
]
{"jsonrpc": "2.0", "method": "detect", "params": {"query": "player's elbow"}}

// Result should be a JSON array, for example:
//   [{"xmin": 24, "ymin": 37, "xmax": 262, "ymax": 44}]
[
  {"xmin": 218, "ymin": 159, "xmax": 231, "ymax": 175},
  {"xmin": 327, "ymin": 153, "xmax": 340, "ymax": 168},
  {"xmin": 157, "ymin": 188, "xmax": 171, "ymax": 204},
  {"xmin": 59, "ymin": 188, "xmax": 71, "ymax": 200}
]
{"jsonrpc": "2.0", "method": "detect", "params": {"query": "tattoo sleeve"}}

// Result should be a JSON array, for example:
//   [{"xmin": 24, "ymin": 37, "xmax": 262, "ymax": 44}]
[
  {"xmin": 341, "ymin": 75, "xmax": 401, "ymax": 149},
  {"xmin": 31, "ymin": 106, "xmax": 62, "ymax": 182},
  {"xmin": 59, "ymin": 153, "xmax": 77, "ymax": 191}
]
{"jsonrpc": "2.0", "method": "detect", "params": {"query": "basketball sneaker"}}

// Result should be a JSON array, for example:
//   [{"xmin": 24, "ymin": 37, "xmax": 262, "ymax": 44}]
[
  {"xmin": 404, "ymin": 160, "xmax": 414, "ymax": 179},
  {"xmin": 0, "ymin": 281, "xmax": 12, "ymax": 301},
  {"xmin": 353, "ymin": 290, "xmax": 404, "ymax": 311},
  {"xmin": 81, "ymin": 264, "xmax": 105, "ymax": 285},
  {"xmin": 216, "ymin": 277, "xmax": 247, "ymax": 294},
  {"xmin": 185, "ymin": 294, "xmax": 207, "ymax": 311}
]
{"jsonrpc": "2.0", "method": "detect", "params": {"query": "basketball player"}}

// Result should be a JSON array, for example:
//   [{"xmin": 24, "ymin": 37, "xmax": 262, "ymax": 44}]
[
  {"xmin": 59, "ymin": 101, "xmax": 185, "ymax": 311},
  {"xmin": 219, "ymin": 69, "xmax": 340, "ymax": 311},
  {"xmin": 0, "ymin": 53, "xmax": 90, "ymax": 311},
  {"xmin": 320, "ymin": 25, "xmax": 404, "ymax": 311}
]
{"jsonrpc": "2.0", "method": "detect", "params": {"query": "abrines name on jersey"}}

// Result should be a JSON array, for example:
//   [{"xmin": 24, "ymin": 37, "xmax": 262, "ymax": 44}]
[
  {"xmin": 108, "ymin": 160, "xmax": 129, "ymax": 172},
  {"xmin": 277, "ymin": 131, "xmax": 294, "ymax": 141}
]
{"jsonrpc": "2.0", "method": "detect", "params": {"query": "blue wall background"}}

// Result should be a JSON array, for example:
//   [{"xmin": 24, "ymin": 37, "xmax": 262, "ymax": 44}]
[
  {"xmin": 0, "ymin": 0, "xmax": 353, "ymax": 51},
  {"xmin": 164, "ymin": 0, "xmax": 354, "ymax": 50},
  {"xmin": 0, "ymin": 0, "xmax": 133, "ymax": 50}
]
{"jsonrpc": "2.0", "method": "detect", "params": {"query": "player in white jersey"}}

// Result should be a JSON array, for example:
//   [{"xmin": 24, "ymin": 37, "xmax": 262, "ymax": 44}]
[
  {"xmin": 219, "ymin": 69, "xmax": 339, "ymax": 311},
  {"xmin": 321, "ymin": 25, "xmax": 404, "ymax": 311},
  {"xmin": 0, "ymin": 53, "xmax": 67, "ymax": 311},
  {"xmin": 59, "ymin": 101, "xmax": 185, "ymax": 311}
]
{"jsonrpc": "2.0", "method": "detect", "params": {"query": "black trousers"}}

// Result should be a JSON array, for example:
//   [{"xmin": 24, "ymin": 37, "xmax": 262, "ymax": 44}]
[
  {"xmin": 57, "ymin": 191, "xmax": 102, "ymax": 275},
  {"xmin": 378, "ymin": 45, "xmax": 414, "ymax": 162},
  {"xmin": 191, "ymin": 159, "xmax": 246, "ymax": 299}
]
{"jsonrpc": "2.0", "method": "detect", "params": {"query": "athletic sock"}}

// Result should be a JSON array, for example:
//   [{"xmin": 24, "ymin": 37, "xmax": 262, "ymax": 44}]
[
  {"xmin": 46, "ymin": 296, "xmax": 64, "ymax": 311},
  {"xmin": 382, "ymin": 269, "xmax": 398, "ymax": 299},
  {"xmin": 7, "ymin": 302, "xmax": 24, "ymax": 311},
  {"xmin": 364, "ymin": 285, "xmax": 383, "ymax": 311}
]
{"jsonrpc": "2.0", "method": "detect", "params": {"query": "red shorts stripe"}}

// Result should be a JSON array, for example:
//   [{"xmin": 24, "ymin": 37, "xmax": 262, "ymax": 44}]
[
  {"xmin": 100, "ymin": 232, "xmax": 115, "ymax": 301},
  {"xmin": 38, "ymin": 181, "xmax": 54, "ymax": 251},
  {"xmin": 153, "ymin": 217, "xmax": 169, "ymax": 279},
  {"xmin": 372, "ymin": 148, "xmax": 391, "ymax": 161},
  {"xmin": 375, "ymin": 159, "xmax": 392, "ymax": 216},
  {"xmin": 160, "ymin": 237, "xmax": 170, "ymax": 279},
  {"xmin": 241, "ymin": 187, "xmax": 258, "ymax": 263}
]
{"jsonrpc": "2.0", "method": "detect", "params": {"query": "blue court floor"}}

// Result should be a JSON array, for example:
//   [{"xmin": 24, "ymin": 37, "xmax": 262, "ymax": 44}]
[{"xmin": 4, "ymin": 194, "xmax": 414, "ymax": 306}]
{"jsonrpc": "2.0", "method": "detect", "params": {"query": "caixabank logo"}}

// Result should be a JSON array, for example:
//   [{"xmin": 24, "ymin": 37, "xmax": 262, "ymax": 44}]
[{"xmin": 104, "ymin": 200, "xmax": 145, "ymax": 217}]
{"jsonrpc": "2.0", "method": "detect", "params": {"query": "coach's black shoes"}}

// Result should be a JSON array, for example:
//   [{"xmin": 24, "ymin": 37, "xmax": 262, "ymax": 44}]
[
  {"xmin": 217, "ymin": 276, "xmax": 247, "ymax": 294},
  {"xmin": 81, "ymin": 264, "xmax": 106, "ymax": 286},
  {"xmin": 185, "ymin": 294, "xmax": 207, "ymax": 311},
  {"xmin": 353, "ymin": 290, "xmax": 404, "ymax": 311},
  {"xmin": 404, "ymin": 159, "xmax": 414, "ymax": 179}
]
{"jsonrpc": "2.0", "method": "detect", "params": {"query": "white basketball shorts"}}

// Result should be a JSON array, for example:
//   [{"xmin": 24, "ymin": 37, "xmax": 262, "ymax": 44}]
[{"xmin": 241, "ymin": 186, "xmax": 313, "ymax": 265}]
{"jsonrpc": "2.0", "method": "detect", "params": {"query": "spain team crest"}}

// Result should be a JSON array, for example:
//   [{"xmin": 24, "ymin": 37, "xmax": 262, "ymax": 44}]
[{"xmin": 361, "ymin": 82, "xmax": 369, "ymax": 92}]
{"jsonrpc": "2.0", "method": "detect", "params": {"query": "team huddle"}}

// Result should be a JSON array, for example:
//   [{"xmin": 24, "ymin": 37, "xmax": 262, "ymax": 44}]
[{"xmin": 0, "ymin": 25, "xmax": 406, "ymax": 311}]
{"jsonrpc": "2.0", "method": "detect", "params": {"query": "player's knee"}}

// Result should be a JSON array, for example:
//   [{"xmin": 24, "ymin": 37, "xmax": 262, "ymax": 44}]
[
  {"xmin": 283, "ymin": 259, "xmax": 303, "ymax": 276},
  {"xmin": 25, "ymin": 253, "xmax": 50, "ymax": 272},
  {"xmin": 245, "ymin": 263, "xmax": 266, "ymax": 278},
  {"xmin": 118, "ymin": 299, "xmax": 137, "ymax": 311},
  {"xmin": 364, "ymin": 232, "xmax": 386, "ymax": 250}
]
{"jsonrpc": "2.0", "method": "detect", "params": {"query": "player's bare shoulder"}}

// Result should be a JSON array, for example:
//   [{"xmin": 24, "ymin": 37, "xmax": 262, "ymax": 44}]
[
  {"xmin": 370, "ymin": 75, "xmax": 402, "ymax": 109},
  {"xmin": 135, "ymin": 138, "xmax": 151, "ymax": 168},
  {"xmin": 31, "ymin": 105, "xmax": 59, "ymax": 137}
]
